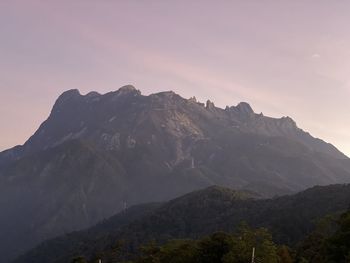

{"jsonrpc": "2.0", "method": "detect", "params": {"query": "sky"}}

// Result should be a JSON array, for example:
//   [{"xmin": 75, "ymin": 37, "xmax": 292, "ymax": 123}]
[{"xmin": 0, "ymin": 1, "xmax": 350, "ymax": 156}]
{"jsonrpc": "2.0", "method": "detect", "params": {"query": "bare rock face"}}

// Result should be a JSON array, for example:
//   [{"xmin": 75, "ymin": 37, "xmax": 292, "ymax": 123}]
[
  {"xmin": 0, "ymin": 86, "xmax": 349, "ymax": 263},
  {"xmin": 116, "ymin": 85, "xmax": 140, "ymax": 96},
  {"xmin": 100, "ymin": 132, "xmax": 121, "ymax": 150},
  {"xmin": 236, "ymin": 102, "xmax": 254, "ymax": 115},
  {"xmin": 280, "ymin": 116, "xmax": 297, "ymax": 128},
  {"xmin": 126, "ymin": 136, "xmax": 136, "ymax": 149},
  {"xmin": 206, "ymin": 100, "xmax": 216, "ymax": 110},
  {"xmin": 188, "ymin": 96, "xmax": 197, "ymax": 103}
]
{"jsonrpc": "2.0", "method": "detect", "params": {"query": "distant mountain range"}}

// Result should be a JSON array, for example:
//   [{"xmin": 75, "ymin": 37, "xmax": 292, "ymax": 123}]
[
  {"xmin": 15, "ymin": 184, "xmax": 350, "ymax": 263},
  {"xmin": 1, "ymin": 86, "xmax": 350, "ymax": 262}
]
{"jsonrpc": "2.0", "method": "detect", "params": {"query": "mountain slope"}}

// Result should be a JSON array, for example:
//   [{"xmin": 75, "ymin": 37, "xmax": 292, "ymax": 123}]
[
  {"xmin": 1, "ymin": 86, "xmax": 350, "ymax": 262},
  {"xmin": 0, "ymin": 86, "xmax": 347, "ymax": 165},
  {"xmin": 15, "ymin": 184, "xmax": 350, "ymax": 263}
]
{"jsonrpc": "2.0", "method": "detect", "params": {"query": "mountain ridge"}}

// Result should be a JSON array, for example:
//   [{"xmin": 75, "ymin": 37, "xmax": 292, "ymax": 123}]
[
  {"xmin": 1, "ymin": 86, "xmax": 347, "ymax": 164},
  {"xmin": 1, "ymin": 85, "xmax": 350, "ymax": 262}
]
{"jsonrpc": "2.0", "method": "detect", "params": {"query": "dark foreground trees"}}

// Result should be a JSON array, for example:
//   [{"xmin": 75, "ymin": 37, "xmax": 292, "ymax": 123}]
[
  {"xmin": 296, "ymin": 209, "xmax": 350, "ymax": 263},
  {"xmin": 71, "ymin": 209, "xmax": 350, "ymax": 263},
  {"xmin": 108, "ymin": 225, "xmax": 289, "ymax": 263}
]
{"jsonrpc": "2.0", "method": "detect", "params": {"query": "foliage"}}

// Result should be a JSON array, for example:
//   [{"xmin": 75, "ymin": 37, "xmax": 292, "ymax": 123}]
[
  {"xmin": 71, "ymin": 256, "xmax": 88, "ymax": 263},
  {"xmin": 15, "ymin": 185, "xmax": 350, "ymax": 263},
  {"xmin": 295, "ymin": 215, "xmax": 337, "ymax": 263},
  {"xmin": 325, "ymin": 210, "xmax": 350, "ymax": 262},
  {"xmin": 130, "ymin": 225, "xmax": 282, "ymax": 263},
  {"xmin": 296, "ymin": 209, "xmax": 350, "ymax": 263},
  {"xmin": 277, "ymin": 246, "xmax": 293, "ymax": 263},
  {"xmin": 222, "ymin": 224, "xmax": 279, "ymax": 263}
]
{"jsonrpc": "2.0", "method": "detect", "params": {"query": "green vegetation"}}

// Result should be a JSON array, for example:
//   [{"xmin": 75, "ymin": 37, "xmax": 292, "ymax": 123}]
[
  {"xmin": 73, "ymin": 225, "xmax": 289, "ymax": 263},
  {"xmin": 137, "ymin": 229, "xmax": 280, "ymax": 263},
  {"xmin": 70, "ymin": 208, "xmax": 350, "ymax": 263},
  {"xmin": 326, "ymin": 210, "xmax": 350, "ymax": 262},
  {"xmin": 71, "ymin": 256, "xmax": 88, "ymax": 263},
  {"xmin": 15, "ymin": 185, "xmax": 350, "ymax": 263},
  {"xmin": 296, "ymin": 209, "xmax": 350, "ymax": 263}
]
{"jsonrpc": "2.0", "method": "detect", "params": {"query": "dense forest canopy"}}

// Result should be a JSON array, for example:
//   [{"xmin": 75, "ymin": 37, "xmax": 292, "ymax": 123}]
[{"xmin": 70, "ymin": 209, "xmax": 350, "ymax": 263}]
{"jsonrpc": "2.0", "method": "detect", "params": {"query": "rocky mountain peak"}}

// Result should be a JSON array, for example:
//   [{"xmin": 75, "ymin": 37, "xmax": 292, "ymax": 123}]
[
  {"xmin": 56, "ymin": 89, "xmax": 81, "ymax": 102},
  {"xmin": 154, "ymin": 91, "xmax": 177, "ymax": 97},
  {"xmin": 85, "ymin": 91, "xmax": 100, "ymax": 98},
  {"xmin": 188, "ymin": 96, "xmax": 197, "ymax": 103},
  {"xmin": 280, "ymin": 116, "xmax": 297, "ymax": 128},
  {"xmin": 236, "ymin": 102, "xmax": 254, "ymax": 115},
  {"xmin": 51, "ymin": 89, "xmax": 83, "ymax": 113},
  {"xmin": 206, "ymin": 100, "xmax": 216, "ymax": 110},
  {"xmin": 1, "ymin": 86, "xmax": 350, "ymax": 263},
  {"xmin": 117, "ymin": 85, "xmax": 140, "ymax": 95}
]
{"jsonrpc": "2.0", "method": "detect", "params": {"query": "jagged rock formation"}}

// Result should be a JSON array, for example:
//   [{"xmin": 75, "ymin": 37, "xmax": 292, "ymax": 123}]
[{"xmin": 0, "ymin": 85, "xmax": 349, "ymax": 262}]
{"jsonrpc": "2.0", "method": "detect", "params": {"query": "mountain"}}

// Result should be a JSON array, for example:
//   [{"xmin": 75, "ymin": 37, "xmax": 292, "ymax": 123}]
[
  {"xmin": 1, "ymin": 86, "xmax": 350, "ymax": 262},
  {"xmin": 15, "ymin": 184, "xmax": 350, "ymax": 263}
]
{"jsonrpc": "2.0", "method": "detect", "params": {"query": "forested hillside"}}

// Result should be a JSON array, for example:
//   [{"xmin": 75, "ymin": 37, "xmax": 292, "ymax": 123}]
[{"xmin": 15, "ymin": 184, "xmax": 350, "ymax": 263}]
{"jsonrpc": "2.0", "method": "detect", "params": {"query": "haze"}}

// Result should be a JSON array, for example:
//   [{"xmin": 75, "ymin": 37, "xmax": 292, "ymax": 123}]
[{"xmin": 0, "ymin": 1, "xmax": 349, "ymax": 156}]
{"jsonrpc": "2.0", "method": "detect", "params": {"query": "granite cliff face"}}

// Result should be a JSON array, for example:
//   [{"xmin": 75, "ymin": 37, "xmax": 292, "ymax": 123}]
[{"xmin": 0, "ymin": 85, "xmax": 349, "ymax": 262}]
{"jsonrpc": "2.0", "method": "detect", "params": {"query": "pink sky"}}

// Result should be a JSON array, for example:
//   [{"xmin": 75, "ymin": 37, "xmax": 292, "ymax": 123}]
[{"xmin": 0, "ymin": 1, "xmax": 350, "ymax": 156}]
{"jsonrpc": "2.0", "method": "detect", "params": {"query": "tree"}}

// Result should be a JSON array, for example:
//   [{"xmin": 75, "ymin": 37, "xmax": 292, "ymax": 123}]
[
  {"xmin": 277, "ymin": 245, "xmax": 293, "ymax": 263},
  {"xmin": 223, "ymin": 225, "xmax": 279, "ymax": 263},
  {"xmin": 197, "ymin": 232, "xmax": 232, "ymax": 263},
  {"xmin": 133, "ymin": 225, "xmax": 280, "ymax": 263},
  {"xmin": 158, "ymin": 239, "xmax": 198, "ymax": 263},
  {"xmin": 71, "ymin": 256, "xmax": 87, "ymax": 263},
  {"xmin": 296, "ymin": 215, "xmax": 336, "ymax": 263},
  {"xmin": 325, "ymin": 210, "xmax": 350, "ymax": 262},
  {"xmin": 136, "ymin": 241, "xmax": 161, "ymax": 263}
]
